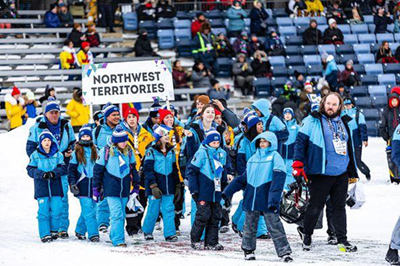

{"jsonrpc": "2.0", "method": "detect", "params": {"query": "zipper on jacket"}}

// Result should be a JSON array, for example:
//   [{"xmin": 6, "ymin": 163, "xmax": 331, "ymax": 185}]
[
  {"xmin": 48, "ymin": 180, "xmax": 52, "ymax": 198},
  {"xmin": 165, "ymin": 153, "xmax": 169, "ymax": 195},
  {"xmin": 251, "ymin": 157, "xmax": 261, "ymax": 211}
]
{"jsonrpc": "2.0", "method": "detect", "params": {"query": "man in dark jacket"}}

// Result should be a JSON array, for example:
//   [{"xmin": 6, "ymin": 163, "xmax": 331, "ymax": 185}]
[
  {"xmin": 137, "ymin": 0, "xmax": 157, "ymax": 21},
  {"xmin": 98, "ymin": 0, "xmax": 115, "ymax": 33},
  {"xmin": 323, "ymin": 18, "xmax": 344, "ymax": 44},
  {"xmin": 374, "ymin": 7, "xmax": 393, "ymax": 33},
  {"xmin": 58, "ymin": 3, "xmax": 74, "ymax": 27},
  {"xmin": 134, "ymin": 29, "xmax": 156, "ymax": 57},
  {"xmin": 192, "ymin": 22, "xmax": 219, "ymax": 76},
  {"xmin": 293, "ymin": 92, "xmax": 358, "ymax": 253},
  {"xmin": 155, "ymin": 0, "xmax": 176, "ymax": 20},
  {"xmin": 303, "ymin": 19, "xmax": 323, "ymax": 45},
  {"xmin": 44, "ymin": 3, "xmax": 61, "ymax": 28}
]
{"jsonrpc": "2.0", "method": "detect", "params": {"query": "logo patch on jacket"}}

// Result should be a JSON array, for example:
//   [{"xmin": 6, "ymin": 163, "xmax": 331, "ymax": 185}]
[{"xmin": 266, "ymin": 156, "xmax": 273, "ymax": 161}]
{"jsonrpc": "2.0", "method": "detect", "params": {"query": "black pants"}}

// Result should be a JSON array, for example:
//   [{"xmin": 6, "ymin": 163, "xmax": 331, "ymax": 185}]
[
  {"xmin": 191, "ymin": 202, "xmax": 222, "ymax": 245},
  {"xmin": 98, "ymin": 3, "xmax": 114, "ymax": 31},
  {"xmin": 125, "ymin": 189, "xmax": 147, "ymax": 234},
  {"xmin": 221, "ymin": 207, "xmax": 230, "ymax": 227},
  {"xmin": 355, "ymin": 146, "xmax": 370, "ymax": 179},
  {"xmin": 303, "ymin": 173, "xmax": 348, "ymax": 243},
  {"xmin": 174, "ymin": 184, "xmax": 185, "ymax": 230},
  {"xmin": 325, "ymin": 198, "xmax": 336, "ymax": 235}
]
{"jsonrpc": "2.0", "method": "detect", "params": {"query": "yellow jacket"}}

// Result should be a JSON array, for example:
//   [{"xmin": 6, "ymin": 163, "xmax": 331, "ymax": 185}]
[
  {"xmin": 60, "ymin": 50, "xmax": 75, "ymax": 69},
  {"xmin": 5, "ymin": 94, "xmax": 26, "ymax": 129},
  {"xmin": 306, "ymin": 0, "xmax": 324, "ymax": 12},
  {"xmin": 77, "ymin": 50, "xmax": 93, "ymax": 66},
  {"xmin": 66, "ymin": 98, "xmax": 90, "ymax": 127},
  {"xmin": 125, "ymin": 124, "xmax": 154, "ymax": 171},
  {"xmin": 169, "ymin": 126, "xmax": 184, "ymax": 182}
]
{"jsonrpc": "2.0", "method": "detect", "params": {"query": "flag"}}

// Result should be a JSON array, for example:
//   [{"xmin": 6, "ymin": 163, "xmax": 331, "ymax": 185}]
[
  {"xmin": 119, "ymin": 155, "xmax": 128, "ymax": 175},
  {"xmin": 213, "ymin": 155, "xmax": 224, "ymax": 177}
]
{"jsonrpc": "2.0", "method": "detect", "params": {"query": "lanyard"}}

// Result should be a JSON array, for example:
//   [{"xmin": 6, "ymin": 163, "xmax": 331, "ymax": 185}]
[{"xmin": 326, "ymin": 118, "xmax": 345, "ymax": 141}]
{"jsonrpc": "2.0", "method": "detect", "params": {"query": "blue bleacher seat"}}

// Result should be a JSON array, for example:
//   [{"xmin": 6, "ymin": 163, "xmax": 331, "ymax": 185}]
[
  {"xmin": 337, "ymin": 64, "xmax": 345, "ymax": 72},
  {"xmin": 139, "ymin": 20, "xmax": 157, "ymax": 39},
  {"xmin": 288, "ymin": 65, "xmax": 307, "ymax": 76},
  {"xmin": 254, "ymin": 77, "xmax": 272, "ymax": 97},
  {"xmin": 384, "ymin": 63, "xmax": 400, "ymax": 74},
  {"xmin": 336, "ymin": 44, "xmax": 354, "ymax": 55},
  {"xmin": 304, "ymin": 54, "xmax": 322, "ymax": 66},
  {"xmin": 296, "ymin": 26, "xmax": 308, "ymax": 35},
  {"xmin": 279, "ymin": 26, "xmax": 297, "ymax": 37},
  {"xmin": 358, "ymin": 34, "xmax": 376, "ymax": 44},
  {"xmin": 176, "ymin": 11, "xmax": 190, "ymax": 20},
  {"xmin": 217, "ymin": 57, "xmax": 233, "ymax": 77},
  {"xmin": 340, "ymin": 54, "xmax": 358, "ymax": 64},
  {"xmin": 157, "ymin": 19, "xmax": 174, "ymax": 29},
  {"xmin": 300, "ymin": 45, "xmax": 317, "ymax": 55},
  {"xmin": 373, "ymin": 96, "xmax": 388, "ymax": 108},
  {"xmin": 318, "ymin": 44, "xmax": 336, "ymax": 55},
  {"xmin": 357, "ymin": 53, "xmax": 375, "ymax": 64},
  {"xmin": 376, "ymin": 33, "xmax": 394, "ymax": 43},
  {"xmin": 388, "ymin": 24, "xmax": 395, "ymax": 33},
  {"xmin": 395, "ymin": 33, "xmax": 400, "ymax": 42},
  {"xmin": 360, "ymin": 74, "xmax": 378, "ymax": 85},
  {"xmin": 269, "ymin": 56, "xmax": 286, "ymax": 67},
  {"xmin": 271, "ymin": 77, "xmax": 287, "ymax": 87},
  {"xmin": 211, "ymin": 28, "xmax": 227, "ymax": 36},
  {"xmin": 271, "ymin": 66, "xmax": 287, "ymax": 77},
  {"xmin": 364, "ymin": 64, "xmax": 384, "ymax": 75},
  {"xmin": 351, "ymin": 24, "xmax": 369, "ymax": 34},
  {"xmin": 123, "ymin": 12, "xmax": 138, "ymax": 31},
  {"xmin": 205, "ymin": 9, "xmax": 223, "ymax": 19},
  {"xmin": 353, "ymin": 44, "xmax": 371, "ymax": 54},
  {"xmin": 285, "ymin": 45, "xmax": 301, "ymax": 55},
  {"xmin": 174, "ymin": 28, "xmax": 191, "ymax": 41},
  {"xmin": 173, "ymin": 19, "xmax": 191, "ymax": 29},
  {"xmin": 286, "ymin": 55, "xmax": 304, "ymax": 66},
  {"xmin": 314, "ymin": 16, "xmax": 327, "ymax": 25},
  {"xmin": 274, "ymin": 8, "xmax": 288, "ymax": 17},
  {"xmin": 378, "ymin": 74, "xmax": 396, "ymax": 85},
  {"xmin": 285, "ymin": 36, "xmax": 303, "ymax": 46},
  {"xmin": 368, "ymin": 85, "xmax": 387, "ymax": 96},
  {"xmin": 354, "ymin": 96, "xmax": 373, "ymax": 108},
  {"xmin": 353, "ymin": 64, "xmax": 366, "ymax": 74},
  {"xmin": 361, "ymin": 109, "xmax": 380, "ymax": 121},
  {"xmin": 368, "ymin": 24, "xmax": 376, "ymax": 34},
  {"xmin": 307, "ymin": 65, "xmax": 323, "ymax": 75},
  {"xmin": 344, "ymin": 34, "xmax": 358, "ymax": 44},
  {"xmin": 363, "ymin": 15, "xmax": 374, "ymax": 24},
  {"xmin": 209, "ymin": 19, "xmax": 225, "ymax": 28},
  {"xmin": 390, "ymin": 43, "xmax": 400, "ymax": 51},
  {"xmin": 338, "ymin": 24, "xmax": 351, "ymax": 34},
  {"xmin": 366, "ymin": 121, "xmax": 378, "ymax": 136},
  {"xmin": 317, "ymin": 25, "xmax": 329, "ymax": 33},
  {"xmin": 294, "ymin": 17, "xmax": 310, "ymax": 26},
  {"xmin": 350, "ymin": 86, "xmax": 368, "ymax": 97},
  {"xmin": 370, "ymin": 43, "xmax": 379, "ymax": 54},
  {"xmin": 176, "ymin": 39, "xmax": 194, "ymax": 57},
  {"xmin": 277, "ymin": 17, "xmax": 293, "ymax": 26},
  {"xmin": 157, "ymin": 29, "xmax": 175, "ymax": 49}
]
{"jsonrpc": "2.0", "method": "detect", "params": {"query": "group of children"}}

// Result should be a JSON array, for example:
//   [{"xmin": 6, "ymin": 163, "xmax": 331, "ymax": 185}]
[{"xmin": 26, "ymin": 96, "xmax": 305, "ymax": 262}]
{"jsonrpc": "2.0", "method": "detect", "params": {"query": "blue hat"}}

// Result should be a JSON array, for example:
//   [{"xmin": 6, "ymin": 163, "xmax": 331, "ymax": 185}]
[
  {"xmin": 150, "ymin": 98, "xmax": 162, "ymax": 118},
  {"xmin": 38, "ymin": 129, "xmax": 59, "ymax": 156},
  {"xmin": 45, "ymin": 100, "xmax": 60, "ymax": 113},
  {"xmin": 111, "ymin": 125, "xmax": 128, "ymax": 143},
  {"xmin": 283, "ymin": 107, "xmax": 294, "ymax": 117},
  {"xmin": 79, "ymin": 124, "xmax": 93, "ymax": 140},
  {"xmin": 246, "ymin": 114, "xmax": 261, "ymax": 129},
  {"xmin": 202, "ymin": 128, "xmax": 221, "ymax": 145},
  {"xmin": 102, "ymin": 102, "xmax": 120, "ymax": 118},
  {"xmin": 243, "ymin": 107, "xmax": 258, "ymax": 125},
  {"xmin": 311, "ymin": 102, "xmax": 320, "ymax": 112},
  {"xmin": 152, "ymin": 124, "xmax": 172, "ymax": 142}
]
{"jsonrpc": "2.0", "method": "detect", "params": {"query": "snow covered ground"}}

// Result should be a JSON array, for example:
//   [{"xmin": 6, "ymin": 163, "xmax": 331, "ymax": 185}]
[{"xmin": 0, "ymin": 120, "xmax": 398, "ymax": 266}]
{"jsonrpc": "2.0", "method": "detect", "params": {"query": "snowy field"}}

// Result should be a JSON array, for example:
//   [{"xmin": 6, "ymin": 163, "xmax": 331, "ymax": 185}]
[{"xmin": 0, "ymin": 120, "xmax": 398, "ymax": 266}]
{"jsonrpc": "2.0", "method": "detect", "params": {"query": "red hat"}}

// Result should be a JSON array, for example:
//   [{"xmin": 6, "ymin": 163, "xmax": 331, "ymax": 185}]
[
  {"xmin": 81, "ymin": 42, "xmax": 90, "ymax": 49},
  {"xmin": 159, "ymin": 109, "xmax": 173, "ymax": 123},
  {"xmin": 215, "ymin": 108, "xmax": 222, "ymax": 116},
  {"xmin": 391, "ymin": 86, "xmax": 400, "ymax": 96},
  {"xmin": 11, "ymin": 86, "xmax": 20, "ymax": 96},
  {"xmin": 123, "ymin": 108, "xmax": 139, "ymax": 121}
]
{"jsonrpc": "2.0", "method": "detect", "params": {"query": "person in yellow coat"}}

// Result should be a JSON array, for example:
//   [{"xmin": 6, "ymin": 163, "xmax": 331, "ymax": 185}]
[
  {"xmin": 305, "ymin": 0, "xmax": 324, "ymax": 15},
  {"xmin": 77, "ymin": 42, "xmax": 94, "ymax": 67},
  {"xmin": 66, "ymin": 88, "xmax": 90, "ymax": 132},
  {"xmin": 60, "ymin": 40, "xmax": 78, "ymax": 69},
  {"xmin": 120, "ymin": 107, "xmax": 154, "ymax": 236},
  {"xmin": 5, "ymin": 86, "xmax": 26, "ymax": 130}
]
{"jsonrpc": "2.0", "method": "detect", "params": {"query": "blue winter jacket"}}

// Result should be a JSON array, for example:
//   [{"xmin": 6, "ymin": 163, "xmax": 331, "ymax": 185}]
[
  {"xmin": 391, "ymin": 124, "xmax": 400, "ymax": 167},
  {"xmin": 223, "ymin": 132, "xmax": 286, "ymax": 213},
  {"xmin": 341, "ymin": 108, "xmax": 368, "ymax": 148},
  {"xmin": 293, "ymin": 112, "xmax": 358, "ymax": 177},
  {"xmin": 323, "ymin": 60, "xmax": 338, "ymax": 88},
  {"xmin": 93, "ymin": 123, "xmax": 114, "ymax": 150},
  {"xmin": 237, "ymin": 135, "xmax": 256, "ymax": 175},
  {"xmin": 26, "ymin": 104, "xmax": 37, "ymax": 118},
  {"xmin": 93, "ymin": 145, "xmax": 139, "ymax": 198},
  {"xmin": 186, "ymin": 144, "xmax": 228, "ymax": 202},
  {"xmin": 282, "ymin": 119, "xmax": 300, "ymax": 161},
  {"xmin": 44, "ymin": 11, "xmax": 61, "ymax": 28},
  {"xmin": 27, "ymin": 136, "xmax": 67, "ymax": 199},
  {"xmin": 68, "ymin": 147, "xmax": 96, "ymax": 197},
  {"xmin": 227, "ymin": 7, "xmax": 247, "ymax": 32},
  {"xmin": 144, "ymin": 145, "xmax": 180, "ymax": 197},
  {"xmin": 26, "ymin": 117, "xmax": 76, "ymax": 158}
]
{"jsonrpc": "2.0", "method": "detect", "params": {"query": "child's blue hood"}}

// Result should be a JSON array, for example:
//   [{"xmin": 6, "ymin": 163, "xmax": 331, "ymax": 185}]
[
  {"xmin": 252, "ymin": 99, "xmax": 271, "ymax": 118},
  {"xmin": 251, "ymin": 131, "xmax": 278, "ymax": 152}
]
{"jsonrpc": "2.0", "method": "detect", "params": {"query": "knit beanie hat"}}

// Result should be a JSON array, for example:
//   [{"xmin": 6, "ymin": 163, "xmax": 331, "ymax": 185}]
[
  {"xmin": 215, "ymin": 108, "xmax": 222, "ymax": 116},
  {"xmin": 150, "ymin": 98, "xmax": 161, "ymax": 118},
  {"xmin": 196, "ymin": 95, "xmax": 210, "ymax": 105},
  {"xmin": 159, "ymin": 109, "xmax": 173, "ymax": 123},
  {"xmin": 26, "ymin": 90, "xmax": 35, "ymax": 100},
  {"xmin": 283, "ymin": 107, "xmax": 294, "ymax": 117},
  {"xmin": 202, "ymin": 128, "xmax": 221, "ymax": 145},
  {"xmin": 45, "ymin": 100, "xmax": 60, "ymax": 113},
  {"xmin": 102, "ymin": 103, "xmax": 120, "ymax": 118},
  {"xmin": 81, "ymin": 42, "xmax": 90, "ymax": 49},
  {"xmin": 112, "ymin": 125, "xmax": 128, "ymax": 144},
  {"xmin": 246, "ymin": 114, "xmax": 261, "ymax": 129},
  {"xmin": 79, "ymin": 124, "xmax": 93, "ymax": 140},
  {"xmin": 152, "ymin": 124, "xmax": 172, "ymax": 142},
  {"xmin": 328, "ymin": 18, "xmax": 336, "ymax": 26},
  {"xmin": 11, "ymin": 86, "xmax": 20, "ymax": 97},
  {"xmin": 123, "ymin": 108, "xmax": 139, "ymax": 121}
]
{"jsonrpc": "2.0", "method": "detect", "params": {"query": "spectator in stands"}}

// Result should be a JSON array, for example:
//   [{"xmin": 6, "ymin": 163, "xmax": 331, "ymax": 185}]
[
  {"xmin": 340, "ymin": 59, "xmax": 361, "ymax": 86},
  {"xmin": 191, "ymin": 60, "xmax": 214, "ymax": 88},
  {"xmin": 60, "ymin": 39, "xmax": 78, "ymax": 69},
  {"xmin": 86, "ymin": 0, "xmax": 97, "ymax": 22},
  {"xmin": 233, "ymin": 31, "xmax": 251, "ymax": 56},
  {"xmin": 323, "ymin": 18, "xmax": 344, "ymax": 44},
  {"xmin": 249, "ymin": 34, "xmax": 264, "ymax": 56},
  {"xmin": 348, "ymin": 6, "xmax": 365, "ymax": 24},
  {"xmin": 380, "ymin": 90, "xmax": 400, "ymax": 146},
  {"xmin": 86, "ymin": 22, "xmax": 101, "ymax": 47},
  {"xmin": 215, "ymin": 32, "xmax": 235, "ymax": 58},
  {"xmin": 58, "ymin": 3, "xmax": 74, "ymax": 28},
  {"xmin": 192, "ymin": 22, "xmax": 219, "ymax": 76},
  {"xmin": 394, "ymin": 13, "xmax": 400, "ymax": 32},
  {"xmin": 207, "ymin": 79, "xmax": 230, "ymax": 100},
  {"xmin": 232, "ymin": 53, "xmax": 254, "ymax": 95},
  {"xmin": 134, "ymin": 28, "xmax": 157, "ymax": 57},
  {"xmin": 305, "ymin": 0, "xmax": 325, "ymax": 16},
  {"xmin": 18, "ymin": 0, "xmax": 30, "ymax": 11},
  {"xmin": 172, "ymin": 60, "xmax": 190, "ymax": 88},
  {"xmin": 23, "ymin": 90, "xmax": 38, "ymax": 121},
  {"xmin": 303, "ymin": 19, "xmax": 323, "ymax": 45},
  {"xmin": 156, "ymin": 0, "xmax": 176, "ymax": 20},
  {"xmin": 288, "ymin": 0, "xmax": 308, "ymax": 17},
  {"xmin": 5, "ymin": 86, "xmax": 26, "ymax": 130},
  {"xmin": 265, "ymin": 29, "xmax": 285, "ymax": 56},
  {"xmin": 376, "ymin": 41, "xmax": 399, "ymax": 63},
  {"xmin": 191, "ymin": 13, "xmax": 206, "ymax": 37},
  {"xmin": 227, "ymin": 1, "xmax": 247, "ymax": 38},
  {"xmin": 327, "ymin": 1, "xmax": 347, "ymax": 24},
  {"xmin": 66, "ymin": 88, "xmax": 90, "ymax": 133},
  {"xmin": 0, "ymin": 0, "xmax": 18, "ymax": 29},
  {"xmin": 370, "ymin": 0, "xmax": 388, "ymax": 14},
  {"xmin": 137, "ymin": 0, "xmax": 157, "ymax": 21},
  {"xmin": 68, "ymin": 23, "xmax": 86, "ymax": 48},
  {"xmin": 44, "ymin": 3, "xmax": 61, "ymax": 28},
  {"xmin": 293, "ymin": 70, "xmax": 305, "ymax": 90},
  {"xmin": 251, "ymin": 50, "xmax": 273, "ymax": 78},
  {"xmin": 39, "ymin": 86, "xmax": 56, "ymax": 114},
  {"xmin": 374, "ymin": 7, "xmax": 394, "ymax": 33},
  {"xmin": 98, "ymin": 0, "xmax": 115, "ymax": 33},
  {"xmin": 249, "ymin": 0, "xmax": 269, "ymax": 36},
  {"xmin": 322, "ymin": 53, "xmax": 339, "ymax": 91},
  {"xmin": 77, "ymin": 41, "xmax": 94, "ymax": 66},
  {"xmin": 298, "ymin": 82, "xmax": 314, "ymax": 118},
  {"xmin": 337, "ymin": 83, "xmax": 350, "ymax": 98}
]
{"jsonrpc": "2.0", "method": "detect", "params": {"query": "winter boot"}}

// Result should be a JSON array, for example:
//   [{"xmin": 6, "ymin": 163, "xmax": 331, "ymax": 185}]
[
  {"xmin": 205, "ymin": 243, "xmax": 224, "ymax": 250},
  {"xmin": 89, "ymin": 236, "xmax": 100, "ymax": 242},
  {"xmin": 75, "ymin": 233, "xmax": 86, "ymax": 240},
  {"xmin": 191, "ymin": 242, "xmax": 202, "ymax": 250},
  {"xmin": 41, "ymin": 235, "xmax": 53, "ymax": 243},
  {"xmin": 244, "ymin": 250, "xmax": 256, "ymax": 261},
  {"xmin": 144, "ymin": 233, "xmax": 154, "ymax": 241},
  {"xmin": 327, "ymin": 232, "xmax": 338, "ymax": 245},
  {"xmin": 297, "ymin": 227, "xmax": 312, "ymax": 251},
  {"xmin": 155, "ymin": 221, "xmax": 162, "ymax": 231},
  {"xmin": 50, "ymin": 231, "xmax": 59, "ymax": 240},
  {"xmin": 58, "ymin": 231, "xmax": 69, "ymax": 239},
  {"xmin": 281, "ymin": 254, "xmax": 293, "ymax": 263},
  {"xmin": 99, "ymin": 225, "xmax": 108, "ymax": 233},
  {"xmin": 166, "ymin": 235, "xmax": 178, "ymax": 242},
  {"xmin": 257, "ymin": 233, "xmax": 271, "ymax": 240},
  {"xmin": 232, "ymin": 223, "xmax": 239, "ymax": 234},
  {"xmin": 220, "ymin": 225, "xmax": 229, "ymax": 234},
  {"xmin": 386, "ymin": 247, "xmax": 400, "ymax": 265},
  {"xmin": 127, "ymin": 229, "xmax": 139, "ymax": 237},
  {"xmin": 366, "ymin": 174, "xmax": 371, "ymax": 181},
  {"xmin": 337, "ymin": 241, "xmax": 358, "ymax": 252},
  {"xmin": 117, "ymin": 243, "xmax": 127, "ymax": 247}
]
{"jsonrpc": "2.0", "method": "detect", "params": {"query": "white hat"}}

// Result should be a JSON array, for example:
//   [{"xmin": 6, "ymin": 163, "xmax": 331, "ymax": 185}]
[
  {"xmin": 328, "ymin": 18, "xmax": 336, "ymax": 26},
  {"xmin": 25, "ymin": 91, "xmax": 35, "ymax": 101},
  {"xmin": 327, "ymin": 55, "xmax": 334, "ymax": 62}
]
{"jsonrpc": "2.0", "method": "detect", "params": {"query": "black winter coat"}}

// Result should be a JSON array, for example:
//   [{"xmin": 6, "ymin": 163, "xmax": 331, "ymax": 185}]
[
  {"xmin": 134, "ymin": 36, "xmax": 154, "ymax": 57},
  {"xmin": 323, "ymin": 27, "xmax": 344, "ymax": 43},
  {"xmin": 303, "ymin": 27, "xmax": 323, "ymax": 45}
]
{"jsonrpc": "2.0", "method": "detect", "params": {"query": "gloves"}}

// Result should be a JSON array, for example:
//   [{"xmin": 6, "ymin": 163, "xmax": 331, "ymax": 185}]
[
  {"xmin": 239, "ymin": 14, "xmax": 244, "ymax": 19},
  {"xmin": 93, "ymin": 187, "xmax": 103, "ymax": 203},
  {"xmin": 269, "ymin": 205, "xmax": 278, "ymax": 213},
  {"xmin": 192, "ymin": 192, "xmax": 199, "ymax": 202},
  {"xmin": 150, "ymin": 184, "xmax": 162, "ymax": 199},
  {"xmin": 70, "ymin": 184, "xmax": 80, "ymax": 196},
  {"xmin": 48, "ymin": 171, "xmax": 56, "ymax": 180},
  {"xmin": 292, "ymin": 161, "xmax": 307, "ymax": 183},
  {"xmin": 42, "ymin": 172, "xmax": 50, "ymax": 180},
  {"xmin": 174, "ymin": 183, "xmax": 183, "ymax": 203}
]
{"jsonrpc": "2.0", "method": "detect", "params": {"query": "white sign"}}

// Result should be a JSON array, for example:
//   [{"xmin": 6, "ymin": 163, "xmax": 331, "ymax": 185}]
[{"xmin": 81, "ymin": 60, "xmax": 174, "ymax": 105}]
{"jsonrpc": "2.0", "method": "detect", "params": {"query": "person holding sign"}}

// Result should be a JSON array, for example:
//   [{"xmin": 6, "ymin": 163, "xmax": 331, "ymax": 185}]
[
  {"xmin": 187, "ymin": 128, "xmax": 228, "ymax": 250},
  {"xmin": 293, "ymin": 92, "xmax": 358, "ymax": 253}
]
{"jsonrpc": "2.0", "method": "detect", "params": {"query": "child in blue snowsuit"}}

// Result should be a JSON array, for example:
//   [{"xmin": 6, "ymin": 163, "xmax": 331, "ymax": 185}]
[
  {"xmin": 68, "ymin": 125, "xmax": 100, "ymax": 242},
  {"xmin": 142, "ymin": 124, "xmax": 180, "ymax": 242},
  {"xmin": 282, "ymin": 108, "xmax": 300, "ymax": 190},
  {"xmin": 186, "ymin": 128, "xmax": 228, "ymax": 250},
  {"xmin": 223, "ymin": 132, "xmax": 293, "ymax": 262},
  {"xmin": 93, "ymin": 125, "xmax": 139, "ymax": 247},
  {"xmin": 27, "ymin": 130, "xmax": 67, "ymax": 243}
]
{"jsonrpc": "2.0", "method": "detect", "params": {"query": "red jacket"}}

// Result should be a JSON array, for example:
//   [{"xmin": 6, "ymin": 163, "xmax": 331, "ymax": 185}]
[{"xmin": 191, "ymin": 20, "xmax": 203, "ymax": 37}]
